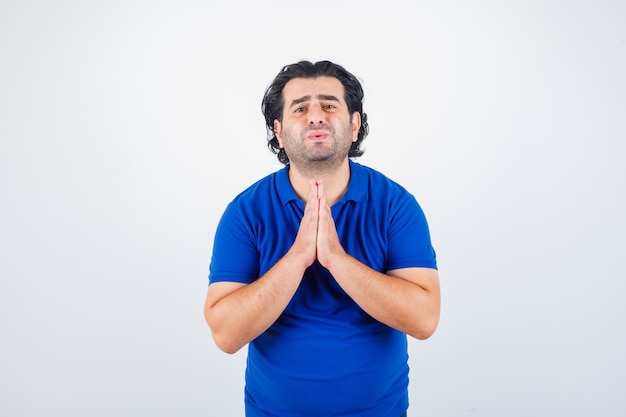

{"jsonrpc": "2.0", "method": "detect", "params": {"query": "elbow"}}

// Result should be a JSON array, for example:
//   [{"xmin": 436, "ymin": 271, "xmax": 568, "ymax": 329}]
[
  {"xmin": 205, "ymin": 310, "xmax": 245, "ymax": 354},
  {"xmin": 409, "ymin": 314, "xmax": 440, "ymax": 341},
  {"xmin": 412, "ymin": 286, "xmax": 441, "ymax": 340},
  {"xmin": 212, "ymin": 331, "xmax": 245, "ymax": 355},
  {"xmin": 412, "ymin": 323, "xmax": 438, "ymax": 340}
]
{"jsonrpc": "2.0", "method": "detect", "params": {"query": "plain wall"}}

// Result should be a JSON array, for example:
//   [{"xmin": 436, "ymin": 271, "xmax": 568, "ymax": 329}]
[{"xmin": 1, "ymin": 0, "xmax": 625, "ymax": 415}]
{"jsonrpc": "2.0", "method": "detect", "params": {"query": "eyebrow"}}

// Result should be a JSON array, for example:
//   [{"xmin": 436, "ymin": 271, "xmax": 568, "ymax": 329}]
[{"xmin": 289, "ymin": 94, "xmax": 340, "ymax": 108}]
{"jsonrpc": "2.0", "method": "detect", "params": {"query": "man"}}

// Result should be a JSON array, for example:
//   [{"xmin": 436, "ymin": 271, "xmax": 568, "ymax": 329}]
[{"xmin": 204, "ymin": 60, "xmax": 440, "ymax": 417}]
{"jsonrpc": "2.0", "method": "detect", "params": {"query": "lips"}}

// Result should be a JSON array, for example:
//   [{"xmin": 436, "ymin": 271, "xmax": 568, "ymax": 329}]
[
  {"xmin": 305, "ymin": 127, "xmax": 332, "ymax": 141},
  {"xmin": 307, "ymin": 131, "xmax": 330, "ymax": 140}
]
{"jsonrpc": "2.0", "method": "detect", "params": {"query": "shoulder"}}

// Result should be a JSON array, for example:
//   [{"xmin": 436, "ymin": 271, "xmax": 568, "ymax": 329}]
[
  {"xmin": 232, "ymin": 171, "xmax": 277, "ymax": 201},
  {"xmin": 226, "ymin": 166, "xmax": 289, "ymax": 212},
  {"xmin": 349, "ymin": 160, "xmax": 415, "ymax": 202}
]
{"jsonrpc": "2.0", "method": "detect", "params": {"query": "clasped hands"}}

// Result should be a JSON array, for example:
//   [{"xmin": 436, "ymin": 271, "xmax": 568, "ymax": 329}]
[{"xmin": 291, "ymin": 179, "xmax": 347, "ymax": 270}]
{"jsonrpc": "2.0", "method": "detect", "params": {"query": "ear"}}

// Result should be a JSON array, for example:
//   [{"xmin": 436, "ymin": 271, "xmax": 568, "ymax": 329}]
[
  {"xmin": 351, "ymin": 112, "xmax": 361, "ymax": 143},
  {"xmin": 273, "ymin": 120, "xmax": 284, "ymax": 148}
]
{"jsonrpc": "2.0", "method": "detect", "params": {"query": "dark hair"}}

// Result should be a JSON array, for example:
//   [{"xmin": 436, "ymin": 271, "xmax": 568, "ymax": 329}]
[{"xmin": 261, "ymin": 60, "xmax": 369, "ymax": 164}]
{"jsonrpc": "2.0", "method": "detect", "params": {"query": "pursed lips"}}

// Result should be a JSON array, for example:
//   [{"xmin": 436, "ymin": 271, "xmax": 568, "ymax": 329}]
[{"xmin": 305, "ymin": 127, "xmax": 332, "ymax": 141}]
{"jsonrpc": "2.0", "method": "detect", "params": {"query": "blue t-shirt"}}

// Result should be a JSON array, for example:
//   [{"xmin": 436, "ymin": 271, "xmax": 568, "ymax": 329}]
[{"xmin": 209, "ymin": 161, "xmax": 437, "ymax": 417}]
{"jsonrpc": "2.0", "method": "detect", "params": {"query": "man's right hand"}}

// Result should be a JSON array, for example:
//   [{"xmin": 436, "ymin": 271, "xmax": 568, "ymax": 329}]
[{"xmin": 287, "ymin": 179, "xmax": 320, "ymax": 269}]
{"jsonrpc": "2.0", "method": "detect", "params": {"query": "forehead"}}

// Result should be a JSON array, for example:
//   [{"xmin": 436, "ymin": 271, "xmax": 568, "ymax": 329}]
[{"xmin": 282, "ymin": 76, "xmax": 346, "ymax": 102}]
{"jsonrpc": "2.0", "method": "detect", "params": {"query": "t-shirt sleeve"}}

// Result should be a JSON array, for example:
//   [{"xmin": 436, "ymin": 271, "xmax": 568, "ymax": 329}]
[
  {"xmin": 208, "ymin": 202, "xmax": 260, "ymax": 285},
  {"xmin": 386, "ymin": 193, "xmax": 438, "ymax": 271}
]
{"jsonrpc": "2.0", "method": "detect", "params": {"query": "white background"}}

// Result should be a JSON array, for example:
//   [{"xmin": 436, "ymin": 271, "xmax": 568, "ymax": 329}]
[{"xmin": 1, "ymin": 1, "xmax": 625, "ymax": 416}]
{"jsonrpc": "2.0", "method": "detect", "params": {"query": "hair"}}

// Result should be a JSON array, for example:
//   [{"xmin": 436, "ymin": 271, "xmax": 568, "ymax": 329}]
[{"xmin": 261, "ymin": 60, "xmax": 369, "ymax": 165}]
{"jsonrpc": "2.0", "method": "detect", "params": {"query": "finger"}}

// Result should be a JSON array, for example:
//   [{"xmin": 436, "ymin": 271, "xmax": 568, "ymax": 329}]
[
  {"xmin": 310, "ymin": 179, "xmax": 319, "ymax": 206},
  {"xmin": 316, "ymin": 179, "xmax": 324, "ymax": 200},
  {"xmin": 319, "ymin": 191, "xmax": 327, "ymax": 212},
  {"xmin": 304, "ymin": 180, "xmax": 318, "ymax": 213}
]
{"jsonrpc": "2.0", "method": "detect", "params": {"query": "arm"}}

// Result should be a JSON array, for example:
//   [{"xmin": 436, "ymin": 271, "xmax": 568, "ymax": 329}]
[
  {"xmin": 326, "ymin": 261, "xmax": 440, "ymax": 340},
  {"xmin": 204, "ymin": 181, "xmax": 320, "ymax": 354},
  {"xmin": 203, "ymin": 257, "xmax": 304, "ymax": 354},
  {"xmin": 316, "ymin": 184, "xmax": 441, "ymax": 340}
]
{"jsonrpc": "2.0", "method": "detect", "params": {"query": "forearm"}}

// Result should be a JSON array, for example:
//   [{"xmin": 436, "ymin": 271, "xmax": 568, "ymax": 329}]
[
  {"xmin": 207, "ymin": 183, "xmax": 321, "ymax": 354},
  {"xmin": 328, "ymin": 254, "xmax": 440, "ymax": 339},
  {"xmin": 205, "ymin": 254, "xmax": 306, "ymax": 354}
]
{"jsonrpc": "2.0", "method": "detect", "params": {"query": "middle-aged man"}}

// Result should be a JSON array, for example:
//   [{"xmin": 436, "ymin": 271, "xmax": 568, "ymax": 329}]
[{"xmin": 204, "ymin": 60, "xmax": 440, "ymax": 417}]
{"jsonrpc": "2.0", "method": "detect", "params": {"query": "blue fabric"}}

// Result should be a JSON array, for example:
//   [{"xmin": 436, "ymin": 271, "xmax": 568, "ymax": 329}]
[{"xmin": 209, "ymin": 161, "xmax": 437, "ymax": 416}]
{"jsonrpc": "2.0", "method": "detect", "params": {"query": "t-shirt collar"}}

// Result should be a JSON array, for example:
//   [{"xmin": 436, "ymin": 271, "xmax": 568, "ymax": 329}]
[{"xmin": 276, "ymin": 160, "xmax": 368, "ymax": 206}]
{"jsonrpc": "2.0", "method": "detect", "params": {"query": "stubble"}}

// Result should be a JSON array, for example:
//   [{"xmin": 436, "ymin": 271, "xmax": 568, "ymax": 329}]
[{"xmin": 281, "ymin": 122, "xmax": 354, "ymax": 178}]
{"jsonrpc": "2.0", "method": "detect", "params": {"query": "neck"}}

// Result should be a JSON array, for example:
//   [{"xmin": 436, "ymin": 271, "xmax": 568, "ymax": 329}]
[{"xmin": 288, "ymin": 159, "xmax": 351, "ymax": 206}]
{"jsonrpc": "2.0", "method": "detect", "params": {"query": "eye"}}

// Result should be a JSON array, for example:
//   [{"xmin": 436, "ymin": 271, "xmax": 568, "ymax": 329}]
[
  {"xmin": 323, "ymin": 104, "xmax": 336, "ymax": 110},
  {"xmin": 294, "ymin": 106, "xmax": 306, "ymax": 113}
]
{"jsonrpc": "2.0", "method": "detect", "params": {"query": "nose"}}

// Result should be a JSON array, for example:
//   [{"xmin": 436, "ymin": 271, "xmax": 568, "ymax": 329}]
[{"xmin": 307, "ymin": 104, "xmax": 325, "ymax": 125}]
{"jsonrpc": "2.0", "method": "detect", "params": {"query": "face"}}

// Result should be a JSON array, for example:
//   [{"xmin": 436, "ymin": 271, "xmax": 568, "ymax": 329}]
[{"xmin": 274, "ymin": 76, "xmax": 361, "ymax": 171}]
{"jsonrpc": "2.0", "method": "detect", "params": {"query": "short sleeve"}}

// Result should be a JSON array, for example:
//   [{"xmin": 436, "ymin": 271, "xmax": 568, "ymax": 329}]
[
  {"xmin": 386, "ymin": 194, "xmax": 437, "ymax": 271},
  {"xmin": 208, "ymin": 202, "xmax": 260, "ymax": 284}
]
